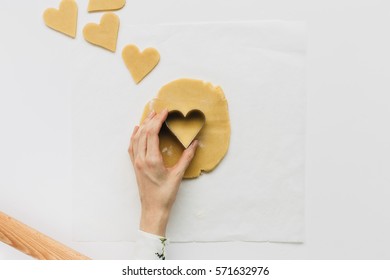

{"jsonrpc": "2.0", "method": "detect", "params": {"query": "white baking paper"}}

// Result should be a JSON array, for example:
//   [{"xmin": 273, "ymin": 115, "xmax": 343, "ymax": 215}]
[{"xmin": 72, "ymin": 21, "xmax": 306, "ymax": 242}]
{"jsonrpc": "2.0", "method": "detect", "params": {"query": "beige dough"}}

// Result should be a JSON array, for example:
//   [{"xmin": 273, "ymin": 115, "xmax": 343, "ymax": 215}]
[
  {"xmin": 166, "ymin": 110, "xmax": 205, "ymax": 148},
  {"xmin": 83, "ymin": 13, "xmax": 119, "ymax": 52},
  {"xmin": 88, "ymin": 0, "xmax": 126, "ymax": 12},
  {"xmin": 122, "ymin": 45, "xmax": 160, "ymax": 84},
  {"xmin": 43, "ymin": 0, "xmax": 78, "ymax": 38},
  {"xmin": 141, "ymin": 79, "xmax": 230, "ymax": 179}
]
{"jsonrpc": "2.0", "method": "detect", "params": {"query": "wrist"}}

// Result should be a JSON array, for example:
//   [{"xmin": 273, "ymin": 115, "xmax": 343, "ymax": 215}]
[{"xmin": 140, "ymin": 208, "xmax": 170, "ymax": 237}]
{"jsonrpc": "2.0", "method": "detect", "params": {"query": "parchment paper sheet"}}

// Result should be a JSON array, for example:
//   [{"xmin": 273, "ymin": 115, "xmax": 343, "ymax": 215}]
[{"xmin": 72, "ymin": 21, "xmax": 306, "ymax": 242}]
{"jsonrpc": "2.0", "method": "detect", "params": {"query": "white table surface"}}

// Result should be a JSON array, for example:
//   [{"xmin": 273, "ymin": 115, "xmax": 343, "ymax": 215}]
[{"xmin": 1, "ymin": 0, "xmax": 390, "ymax": 259}]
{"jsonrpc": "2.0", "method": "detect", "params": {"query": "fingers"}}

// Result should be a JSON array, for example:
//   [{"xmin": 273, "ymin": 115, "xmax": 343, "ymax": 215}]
[
  {"xmin": 130, "ymin": 109, "xmax": 168, "ymax": 167},
  {"xmin": 146, "ymin": 109, "xmax": 168, "ymax": 159},
  {"xmin": 173, "ymin": 140, "xmax": 199, "ymax": 177},
  {"xmin": 132, "ymin": 111, "xmax": 155, "ymax": 162},
  {"xmin": 143, "ymin": 110, "xmax": 157, "ymax": 125},
  {"xmin": 128, "ymin": 125, "xmax": 139, "ymax": 163},
  {"xmin": 137, "ymin": 128, "xmax": 148, "ymax": 161}
]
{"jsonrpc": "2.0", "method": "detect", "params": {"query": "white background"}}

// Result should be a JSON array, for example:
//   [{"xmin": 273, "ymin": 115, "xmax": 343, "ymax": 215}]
[
  {"xmin": 71, "ymin": 21, "xmax": 306, "ymax": 243},
  {"xmin": 0, "ymin": 0, "xmax": 389, "ymax": 259}
]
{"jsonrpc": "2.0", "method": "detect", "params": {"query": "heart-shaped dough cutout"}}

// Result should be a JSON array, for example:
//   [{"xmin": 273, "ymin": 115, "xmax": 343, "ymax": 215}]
[
  {"xmin": 83, "ymin": 13, "xmax": 119, "ymax": 52},
  {"xmin": 165, "ymin": 110, "xmax": 206, "ymax": 148},
  {"xmin": 122, "ymin": 45, "xmax": 160, "ymax": 84},
  {"xmin": 43, "ymin": 0, "xmax": 78, "ymax": 38},
  {"xmin": 88, "ymin": 0, "xmax": 126, "ymax": 12}
]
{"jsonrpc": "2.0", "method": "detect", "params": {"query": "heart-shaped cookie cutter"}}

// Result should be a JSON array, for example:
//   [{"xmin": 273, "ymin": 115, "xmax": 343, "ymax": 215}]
[{"xmin": 165, "ymin": 110, "xmax": 205, "ymax": 148}]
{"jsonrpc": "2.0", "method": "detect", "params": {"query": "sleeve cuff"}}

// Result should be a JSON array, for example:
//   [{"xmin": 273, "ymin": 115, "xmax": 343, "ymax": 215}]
[{"xmin": 134, "ymin": 230, "xmax": 169, "ymax": 260}]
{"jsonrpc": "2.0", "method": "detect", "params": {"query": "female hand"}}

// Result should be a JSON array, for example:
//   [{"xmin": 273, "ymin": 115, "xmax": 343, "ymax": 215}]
[{"xmin": 129, "ymin": 109, "xmax": 198, "ymax": 236}]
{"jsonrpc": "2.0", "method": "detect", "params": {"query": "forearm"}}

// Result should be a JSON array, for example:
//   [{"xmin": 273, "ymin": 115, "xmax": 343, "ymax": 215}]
[{"xmin": 140, "ymin": 208, "xmax": 170, "ymax": 237}]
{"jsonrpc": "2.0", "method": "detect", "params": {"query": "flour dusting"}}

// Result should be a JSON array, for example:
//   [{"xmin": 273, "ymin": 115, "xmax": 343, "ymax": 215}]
[
  {"xmin": 148, "ymin": 99, "xmax": 155, "ymax": 111},
  {"xmin": 161, "ymin": 145, "xmax": 173, "ymax": 157}
]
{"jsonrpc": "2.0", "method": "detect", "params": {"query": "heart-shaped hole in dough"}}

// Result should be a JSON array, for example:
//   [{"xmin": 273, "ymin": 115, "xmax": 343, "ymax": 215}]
[{"xmin": 165, "ymin": 110, "xmax": 206, "ymax": 148}]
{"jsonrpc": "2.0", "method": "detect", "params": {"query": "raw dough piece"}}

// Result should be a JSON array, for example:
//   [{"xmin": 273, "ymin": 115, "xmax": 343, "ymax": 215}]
[
  {"xmin": 141, "ymin": 79, "xmax": 230, "ymax": 179},
  {"xmin": 83, "ymin": 13, "xmax": 119, "ymax": 52},
  {"xmin": 88, "ymin": 0, "xmax": 126, "ymax": 12},
  {"xmin": 166, "ymin": 110, "xmax": 205, "ymax": 148},
  {"xmin": 43, "ymin": 0, "xmax": 78, "ymax": 38},
  {"xmin": 122, "ymin": 45, "xmax": 160, "ymax": 84}
]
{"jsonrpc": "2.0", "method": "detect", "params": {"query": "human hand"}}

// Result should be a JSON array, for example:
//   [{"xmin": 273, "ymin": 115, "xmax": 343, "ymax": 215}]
[{"xmin": 129, "ymin": 109, "xmax": 198, "ymax": 236}]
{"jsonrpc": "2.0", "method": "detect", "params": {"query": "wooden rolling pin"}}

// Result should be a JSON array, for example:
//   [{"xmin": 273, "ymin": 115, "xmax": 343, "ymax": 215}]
[{"xmin": 0, "ymin": 211, "xmax": 90, "ymax": 260}]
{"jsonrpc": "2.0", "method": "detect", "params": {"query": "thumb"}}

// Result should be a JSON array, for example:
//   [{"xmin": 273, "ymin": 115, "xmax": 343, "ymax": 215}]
[{"xmin": 173, "ymin": 140, "xmax": 199, "ymax": 176}]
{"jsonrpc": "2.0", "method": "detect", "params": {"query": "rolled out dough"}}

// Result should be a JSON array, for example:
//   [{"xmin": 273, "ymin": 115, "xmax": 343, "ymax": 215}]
[
  {"xmin": 141, "ymin": 79, "xmax": 230, "ymax": 179},
  {"xmin": 43, "ymin": 0, "xmax": 78, "ymax": 38},
  {"xmin": 88, "ymin": 0, "xmax": 126, "ymax": 12},
  {"xmin": 83, "ymin": 13, "xmax": 119, "ymax": 52}
]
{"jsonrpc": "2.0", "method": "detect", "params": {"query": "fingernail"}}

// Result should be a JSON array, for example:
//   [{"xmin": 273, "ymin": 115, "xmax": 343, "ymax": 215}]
[{"xmin": 148, "ymin": 110, "xmax": 155, "ymax": 117}]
